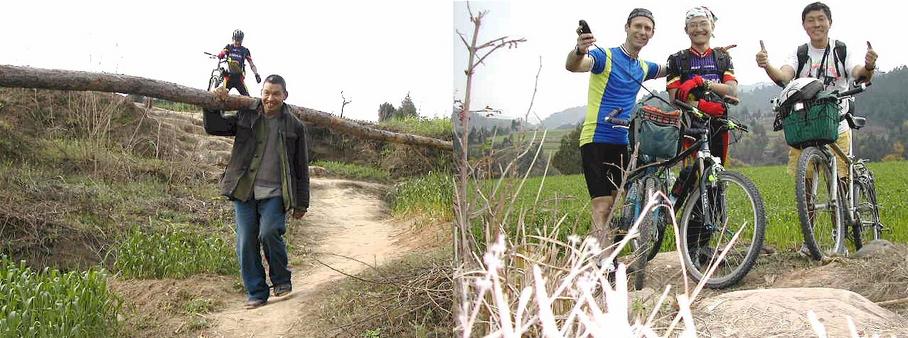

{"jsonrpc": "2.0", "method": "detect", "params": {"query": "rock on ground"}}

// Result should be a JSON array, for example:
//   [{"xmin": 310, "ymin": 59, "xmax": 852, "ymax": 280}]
[{"xmin": 695, "ymin": 287, "xmax": 908, "ymax": 337}]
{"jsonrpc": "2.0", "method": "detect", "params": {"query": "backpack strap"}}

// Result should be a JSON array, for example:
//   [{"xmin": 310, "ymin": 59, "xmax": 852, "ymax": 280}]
[
  {"xmin": 795, "ymin": 43, "xmax": 810, "ymax": 79},
  {"xmin": 713, "ymin": 48, "xmax": 730, "ymax": 75},
  {"xmin": 833, "ymin": 40, "xmax": 848, "ymax": 79},
  {"xmin": 673, "ymin": 50, "xmax": 690, "ymax": 77}
]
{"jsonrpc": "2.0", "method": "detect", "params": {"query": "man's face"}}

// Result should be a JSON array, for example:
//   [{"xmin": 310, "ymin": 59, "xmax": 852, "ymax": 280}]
[
  {"xmin": 261, "ymin": 82, "xmax": 287, "ymax": 114},
  {"xmin": 625, "ymin": 17, "xmax": 655, "ymax": 50},
  {"xmin": 802, "ymin": 10, "xmax": 831, "ymax": 42},
  {"xmin": 233, "ymin": 39, "xmax": 243, "ymax": 47},
  {"xmin": 685, "ymin": 17, "xmax": 712, "ymax": 46}
]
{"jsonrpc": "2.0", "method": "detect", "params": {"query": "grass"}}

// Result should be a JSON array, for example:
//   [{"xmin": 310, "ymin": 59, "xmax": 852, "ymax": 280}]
[
  {"xmin": 114, "ymin": 223, "xmax": 237, "ymax": 279},
  {"xmin": 389, "ymin": 172, "xmax": 454, "ymax": 221},
  {"xmin": 490, "ymin": 128, "xmax": 574, "ymax": 157},
  {"xmin": 312, "ymin": 160, "xmax": 391, "ymax": 183},
  {"xmin": 0, "ymin": 257, "xmax": 122, "ymax": 337},
  {"xmin": 492, "ymin": 161, "xmax": 908, "ymax": 252},
  {"xmin": 153, "ymin": 99, "xmax": 200, "ymax": 113},
  {"xmin": 378, "ymin": 116, "xmax": 452, "ymax": 139},
  {"xmin": 737, "ymin": 161, "xmax": 908, "ymax": 248}
]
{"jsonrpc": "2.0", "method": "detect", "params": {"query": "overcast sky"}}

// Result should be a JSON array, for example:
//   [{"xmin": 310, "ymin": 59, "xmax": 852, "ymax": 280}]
[
  {"xmin": 3, "ymin": 0, "xmax": 453, "ymax": 122},
  {"xmin": 453, "ymin": 1, "xmax": 906, "ymax": 122}
]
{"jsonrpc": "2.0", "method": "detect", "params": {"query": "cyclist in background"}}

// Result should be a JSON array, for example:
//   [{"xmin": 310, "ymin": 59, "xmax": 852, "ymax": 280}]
[{"xmin": 218, "ymin": 29, "xmax": 262, "ymax": 96}]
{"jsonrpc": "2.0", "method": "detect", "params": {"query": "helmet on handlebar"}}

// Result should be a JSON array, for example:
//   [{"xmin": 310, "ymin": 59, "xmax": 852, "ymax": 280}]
[
  {"xmin": 232, "ymin": 29, "xmax": 244, "ymax": 41},
  {"xmin": 775, "ymin": 78, "xmax": 824, "ymax": 111}
]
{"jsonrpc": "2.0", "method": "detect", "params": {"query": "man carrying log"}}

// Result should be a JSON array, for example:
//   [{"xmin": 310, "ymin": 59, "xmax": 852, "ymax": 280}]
[{"xmin": 203, "ymin": 74, "xmax": 309, "ymax": 309}]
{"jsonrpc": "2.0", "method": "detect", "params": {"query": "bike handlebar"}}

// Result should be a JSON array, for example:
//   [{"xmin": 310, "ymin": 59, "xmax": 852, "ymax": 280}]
[
  {"xmin": 837, "ymin": 81, "xmax": 871, "ymax": 98},
  {"xmin": 673, "ymin": 99, "xmax": 749, "ymax": 133}
]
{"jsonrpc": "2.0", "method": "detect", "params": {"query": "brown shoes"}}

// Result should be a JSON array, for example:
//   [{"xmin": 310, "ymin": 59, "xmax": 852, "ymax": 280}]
[
  {"xmin": 273, "ymin": 283, "xmax": 292, "ymax": 297},
  {"xmin": 245, "ymin": 298, "xmax": 267, "ymax": 309}
]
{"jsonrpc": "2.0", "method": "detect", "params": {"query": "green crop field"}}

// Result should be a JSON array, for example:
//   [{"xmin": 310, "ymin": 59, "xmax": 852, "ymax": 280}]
[
  {"xmin": 487, "ymin": 161, "xmax": 908, "ymax": 252},
  {"xmin": 490, "ymin": 128, "xmax": 575, "ymax": 156}
]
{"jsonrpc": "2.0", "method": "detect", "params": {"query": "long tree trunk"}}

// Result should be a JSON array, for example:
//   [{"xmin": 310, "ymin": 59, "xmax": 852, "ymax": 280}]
[{"xmin": 0, "ymin": 65, "xmax": 452, "ymax": 150}]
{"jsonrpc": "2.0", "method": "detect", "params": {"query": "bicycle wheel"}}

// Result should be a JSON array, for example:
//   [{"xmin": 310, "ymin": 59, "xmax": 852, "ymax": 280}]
[
  {"xmin": 796, "ymin": 147, "xmax": 845, "ymax": 260},
  {"xmin": 642, "ymin": 177, "xmax": 668, "ymax": 262},
  {"xmin": 208, "ymin": 74, "xmax": 222, "ymax": 92},
  {"xmin": 679, "ymin": 171, "xmax": 766, "ymax": 289},
  {"xmin": 852, "ymin": 178, "xmax": 882, "ymax": 250},
  {"xmin": 629, "ymin": 179, "xmax": 655, "ymax": 290}
]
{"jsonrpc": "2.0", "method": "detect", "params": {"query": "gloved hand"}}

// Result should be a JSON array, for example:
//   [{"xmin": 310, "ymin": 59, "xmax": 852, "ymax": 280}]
[
  {"xmin": 677, "ymin": 75, "xmax": 705, "ymax": 101},
  {"xmin": 255, "ymin": 73, "xmax": 262, "ymax": 84},
  {"xmin": 697, "ymin": 99, "xmax": 725, "ymax": 117}
]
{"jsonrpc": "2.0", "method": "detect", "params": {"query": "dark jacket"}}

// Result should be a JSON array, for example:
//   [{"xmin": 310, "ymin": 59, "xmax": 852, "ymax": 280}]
[{"xmin": 203, "ymin": 100, "xmax": 310, "ymax": 211}]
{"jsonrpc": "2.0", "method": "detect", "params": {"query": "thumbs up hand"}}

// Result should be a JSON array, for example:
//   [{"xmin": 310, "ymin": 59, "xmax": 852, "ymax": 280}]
[
  {"xmin": 755, "ymin": 40, "xmax": 770, "ymax": 69},
  {"xmin": 864, "ymin": 41, "xmax": 878, "ymax": 71}
]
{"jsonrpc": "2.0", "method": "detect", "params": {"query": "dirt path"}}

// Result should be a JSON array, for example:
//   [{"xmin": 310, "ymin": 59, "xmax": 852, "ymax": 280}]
[{"xmin": 196, "ymin": 178, "xmax": 408, "ymax": 338}]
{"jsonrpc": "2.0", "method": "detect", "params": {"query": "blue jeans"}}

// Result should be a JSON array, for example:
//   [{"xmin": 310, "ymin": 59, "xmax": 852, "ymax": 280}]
[{"xmin": 234, "ymin": 196, "xmax": 291, "ymax": 301}]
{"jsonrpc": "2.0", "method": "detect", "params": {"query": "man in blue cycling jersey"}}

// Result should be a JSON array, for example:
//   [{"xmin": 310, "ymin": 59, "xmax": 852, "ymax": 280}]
[
  {"xmin": 566, "ymin": 8, "xmax": 667, "ymax": 258},
  {"xmin": 218, "ymin": 29, "xmax": 262, "ymax": 96}
]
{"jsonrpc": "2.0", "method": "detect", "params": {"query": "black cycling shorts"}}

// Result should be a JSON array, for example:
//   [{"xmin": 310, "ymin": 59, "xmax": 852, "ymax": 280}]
[
  {"xmin": 224, "ymin": 74, "xmax": 250, "ymax": 96},
  {"xmin": 581, "ymin": 143, "xmax": 630, "ymax": 198}
]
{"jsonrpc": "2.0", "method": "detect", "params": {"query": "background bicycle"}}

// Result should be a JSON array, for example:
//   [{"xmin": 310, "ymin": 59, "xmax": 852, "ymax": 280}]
[{"xmin": 204, "ymin": 52, "xmax": 227, "ymax": 92}]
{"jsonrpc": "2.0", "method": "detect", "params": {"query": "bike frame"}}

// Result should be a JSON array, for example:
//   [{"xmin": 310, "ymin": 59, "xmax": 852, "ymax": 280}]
[
  {"xmin": 686, "ymin": 128, "xmax": 724, "ymax": 231},
  {"xmin": 819, "ymin": 122, "xmax": 872, "ymax": 227}
]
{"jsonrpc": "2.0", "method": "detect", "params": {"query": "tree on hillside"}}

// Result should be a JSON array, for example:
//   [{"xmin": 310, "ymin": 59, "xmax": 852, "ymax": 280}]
[
  {"xmin": 551, "ymin": 123, "xmax": 583, "ymax": 175},
  {"xmin": 398, "ymin": 93, "xmax": 418, "ymax": 118},
  {"xmin": 378, "ymin": 102, "xmax": 396, "ymax": 122},
  {"xmin": 378, "ymin": 93, "xmax": 419, "ymax": 122}
]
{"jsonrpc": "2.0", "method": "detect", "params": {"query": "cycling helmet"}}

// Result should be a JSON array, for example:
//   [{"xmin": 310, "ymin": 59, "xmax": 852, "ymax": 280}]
[
  {"xmin": 232, "ymin": 29, "xmax": 244, "ymax": 41},
  {"xmin": 776, "ymin": 77, "xmax": 824, "ymax": 109}
]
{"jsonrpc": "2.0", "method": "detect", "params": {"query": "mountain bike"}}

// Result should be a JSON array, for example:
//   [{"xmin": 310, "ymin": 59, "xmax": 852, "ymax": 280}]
[
  {"xmin": 606, "ymin": 100, "xmax": 680, "ymax": 290},
  {"xmin": 773, "ymin": 80, "xmax": 886, "ymax": 260},
  {"xmin": 204, "ymin": 52, "xmax": 227, "ymax": 91},
  {"xmin": 670, "ymin": 98, "xmax": 767, "ymax": 289}
]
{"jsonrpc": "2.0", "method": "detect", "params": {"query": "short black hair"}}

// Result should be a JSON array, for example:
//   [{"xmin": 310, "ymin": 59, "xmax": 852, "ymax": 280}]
[
  {"xmin": 802, "ymin": 2, "xmax": 832, "ymax": 23},
  {"xmin": 263, "ymin": 74, "xmax": 288, "ymax": 93}
]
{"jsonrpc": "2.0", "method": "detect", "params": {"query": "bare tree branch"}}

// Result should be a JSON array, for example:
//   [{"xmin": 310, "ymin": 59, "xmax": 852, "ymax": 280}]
[{"xmin": 339, "ymin": 90, "xmax": 352, "ymax": 118}]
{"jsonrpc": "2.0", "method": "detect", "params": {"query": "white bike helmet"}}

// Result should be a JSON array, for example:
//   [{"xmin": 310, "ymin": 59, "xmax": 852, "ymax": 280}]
[{"xmin": 774, "ymin": 78, "xmax": 824, "ymax": 111}]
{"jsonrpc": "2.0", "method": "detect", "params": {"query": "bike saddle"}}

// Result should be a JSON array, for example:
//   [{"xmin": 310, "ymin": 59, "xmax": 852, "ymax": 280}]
[{"xmin": 844, "ymin": 114, "xmax": 866, "ymax": 130}]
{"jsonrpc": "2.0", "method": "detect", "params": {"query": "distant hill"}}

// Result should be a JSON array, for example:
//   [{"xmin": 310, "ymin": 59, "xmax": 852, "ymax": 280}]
[{"xmin": 539, "ymin": 106, "xmax": 585, "ymax": 130}]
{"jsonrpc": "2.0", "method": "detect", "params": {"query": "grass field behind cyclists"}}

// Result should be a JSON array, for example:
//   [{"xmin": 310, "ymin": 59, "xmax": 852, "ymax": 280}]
[{"xmin": 497, "ymin": 161, "xmax": 908, "ymax": 252}]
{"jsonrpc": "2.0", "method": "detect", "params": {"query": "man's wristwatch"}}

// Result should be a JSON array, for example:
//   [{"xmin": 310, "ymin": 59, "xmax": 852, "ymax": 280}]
[
  {"xmin": 865, "ymin": 64, "xmax": 876, "ymax": 71},
  {"xmin": 575, "ymin": 45, "xmax": 584, "ymax": 56}
]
